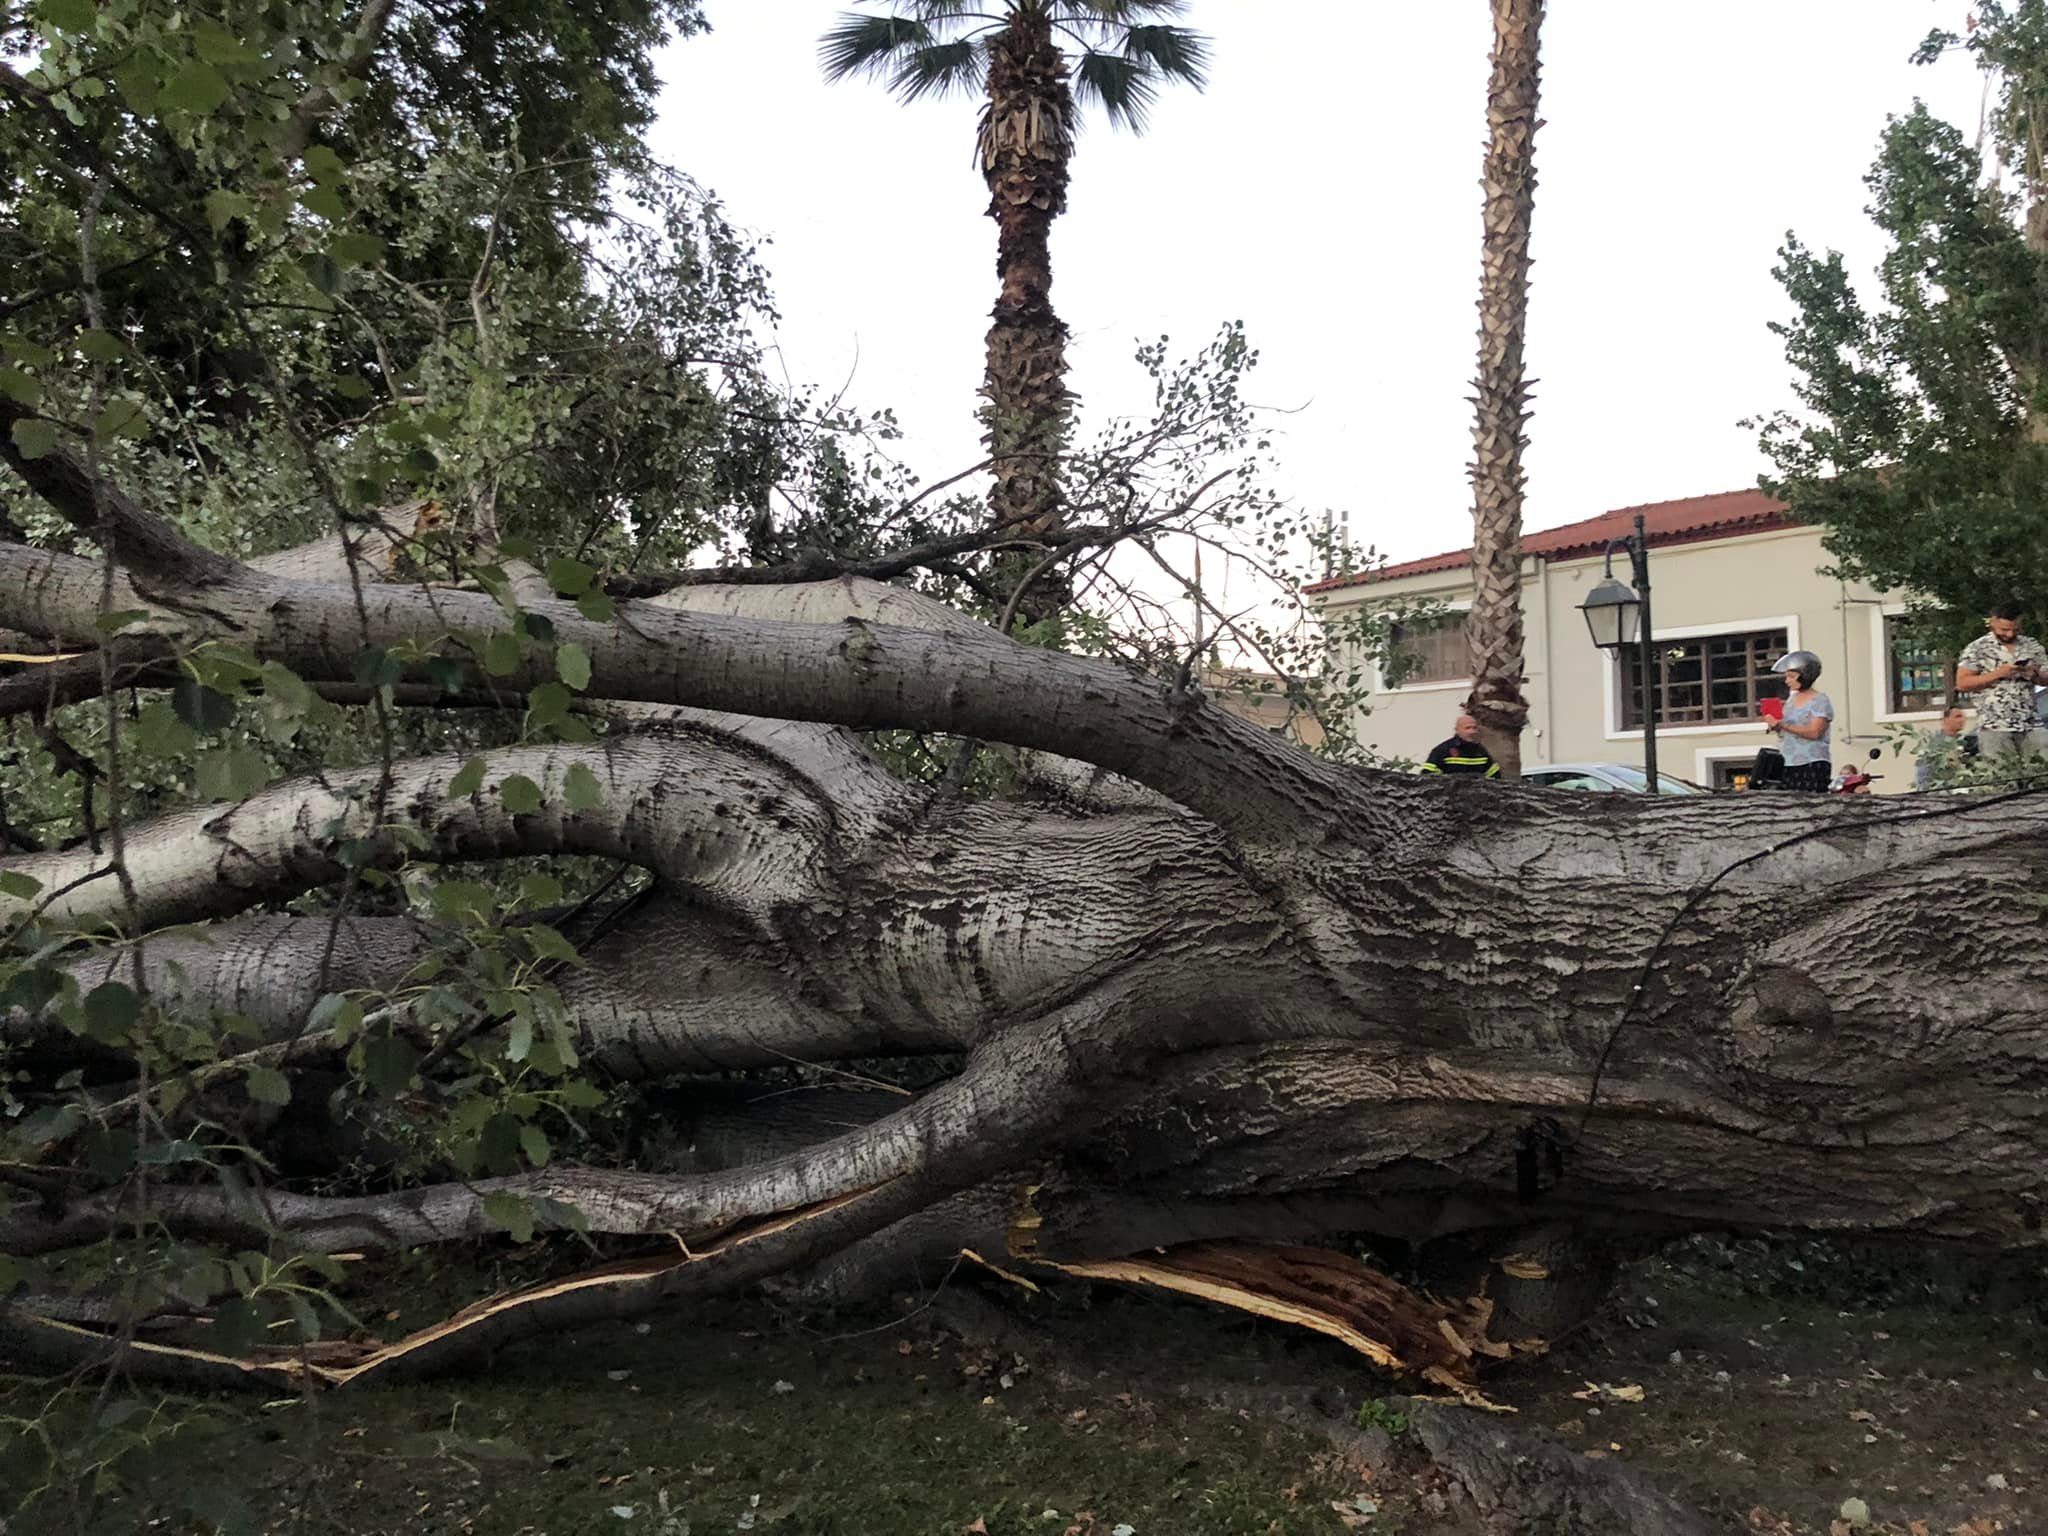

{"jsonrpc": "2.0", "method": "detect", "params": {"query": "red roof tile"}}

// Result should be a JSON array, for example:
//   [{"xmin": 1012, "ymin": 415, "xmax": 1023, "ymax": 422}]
[{"xmin": 1303, "ymin": 487, "xmax": 1793, "ymax": 593}]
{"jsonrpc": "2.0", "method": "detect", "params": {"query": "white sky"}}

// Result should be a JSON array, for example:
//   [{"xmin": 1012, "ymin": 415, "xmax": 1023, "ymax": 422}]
[{"xmin": 649, "ymin": 2, "xmax": 1988, "ymax": 569}]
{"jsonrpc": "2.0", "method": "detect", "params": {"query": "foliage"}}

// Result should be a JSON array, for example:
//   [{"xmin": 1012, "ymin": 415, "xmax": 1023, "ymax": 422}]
[
  {"xmin": 819, "ymin": 0, "xmax": 1210, "ymax": 130},
  {"xmin": 0, "ymin": 5, "xmax": 1393, "ymax": 1521},
  {"xmin": 1755, "ymin": 0, "xmax": 2048, "ymax": 641}
]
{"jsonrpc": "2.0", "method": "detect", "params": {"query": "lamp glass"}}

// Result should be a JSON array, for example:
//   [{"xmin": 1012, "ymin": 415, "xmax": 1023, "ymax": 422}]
[{"xmin": 1578, "ymin": 576, "xmax": 1642, "ymax": 652}]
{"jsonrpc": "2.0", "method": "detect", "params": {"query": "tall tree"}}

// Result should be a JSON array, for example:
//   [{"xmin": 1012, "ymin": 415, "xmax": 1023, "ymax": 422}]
[
  {"xmin": 1758, "ymin": 0, "xmax": 2048, "ymax": 636},
  {"xmin": 1464, "ymin": 0, "xmax": 1544, "ymax": 780},
  {"xmin": 820, "ymin": 2, "xmax": 1209, "ymax": 563}
]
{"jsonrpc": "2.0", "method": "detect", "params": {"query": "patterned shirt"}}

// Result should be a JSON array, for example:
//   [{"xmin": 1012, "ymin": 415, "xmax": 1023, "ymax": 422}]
[
  {"xmin": 1778, "ymin": 692, "xmax": 1833, "ymax": 767},
  {"xmin": 1958, "ymin": 632, "xmax": 2048, "ymax": 732}
]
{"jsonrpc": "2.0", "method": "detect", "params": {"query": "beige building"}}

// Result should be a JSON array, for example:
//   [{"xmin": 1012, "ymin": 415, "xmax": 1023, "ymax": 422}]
[{"xmin": 1306, "ymin": 488, "xmax": 1953, "ymax": 793}]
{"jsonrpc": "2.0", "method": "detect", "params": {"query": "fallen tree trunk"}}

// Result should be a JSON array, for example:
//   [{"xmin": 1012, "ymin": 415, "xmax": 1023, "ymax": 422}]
[{"xmin": 2, "ymin": 460, "xmax": 2047, "ymax": 1392}]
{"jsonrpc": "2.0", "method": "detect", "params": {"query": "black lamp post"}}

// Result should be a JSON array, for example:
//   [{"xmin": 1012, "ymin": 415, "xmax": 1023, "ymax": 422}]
[{"xmin": 1577, "ymin": 509, "xmax": 1658, "ymax": 791}]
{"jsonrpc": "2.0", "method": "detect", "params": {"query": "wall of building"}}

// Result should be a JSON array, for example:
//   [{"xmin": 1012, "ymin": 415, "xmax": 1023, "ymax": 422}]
[{"xmin": 1319, "ymin": 524, "xmax": 1937, "ymax": 793}]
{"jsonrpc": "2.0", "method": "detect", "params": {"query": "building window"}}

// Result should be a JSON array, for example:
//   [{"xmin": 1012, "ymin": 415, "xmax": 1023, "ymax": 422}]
[
  {"xmin": 1883, "ymin": 615, "xmax": 1951, "ymax": 713},
  {"xmin": 1619, "ymin": 627, "xmax": 1788, "ymax": 728},
  {"xmin": 1386, "ymin": 612, "xmax": 1469, "ymax": 686}
]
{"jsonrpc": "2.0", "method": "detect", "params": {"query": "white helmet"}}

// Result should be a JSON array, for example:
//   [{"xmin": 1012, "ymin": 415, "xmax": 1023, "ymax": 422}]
[{"xmin": 1772, "ymin": 649, "xmax": 1823, "ymax": 686}]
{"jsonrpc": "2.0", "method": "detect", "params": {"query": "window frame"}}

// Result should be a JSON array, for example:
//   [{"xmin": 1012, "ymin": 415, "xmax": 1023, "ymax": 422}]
[
  {"xmin": 1876, "ymin": 610, "xmax": 1954, "ymax": 719},
  {"xmin": 1603, "ymin": 615, "xmax": 1801, "ymax": 740},
  {"xmin": 1617, "ymin": 626, "xmax": 1790, "ymax": 731},
  {"xmin": 1384, "ymin": 608, "xmax": 1472, "ymax": 690}
]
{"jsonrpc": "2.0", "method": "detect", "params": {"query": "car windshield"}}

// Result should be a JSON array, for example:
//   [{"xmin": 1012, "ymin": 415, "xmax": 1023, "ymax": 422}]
[{"xmin": 1596, "ymin": 765, "xmax": 1700, "ymax": 794}]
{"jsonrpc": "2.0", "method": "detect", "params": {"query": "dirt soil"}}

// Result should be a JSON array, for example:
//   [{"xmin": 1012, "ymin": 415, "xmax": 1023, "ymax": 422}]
[{"xmin": 1, "ymin": 1235, "xmax": 2041, "ymax": 1536}]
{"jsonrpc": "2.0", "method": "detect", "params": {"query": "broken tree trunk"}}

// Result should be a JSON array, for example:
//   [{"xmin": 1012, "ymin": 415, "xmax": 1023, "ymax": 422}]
[{"xmin": 2, "ymin": 463, "xmax": 2046, "ymax": 1386}]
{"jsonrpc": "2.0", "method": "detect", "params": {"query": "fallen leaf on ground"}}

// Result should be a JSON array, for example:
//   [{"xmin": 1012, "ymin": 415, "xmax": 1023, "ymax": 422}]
[
  {"xmin": 1570, "ymin": 1381, "xmax": 1646, "ymax": 1403},
  {"xmin": 962, "ymin": 1521, "xmax": 988, "ymax": 1535}
]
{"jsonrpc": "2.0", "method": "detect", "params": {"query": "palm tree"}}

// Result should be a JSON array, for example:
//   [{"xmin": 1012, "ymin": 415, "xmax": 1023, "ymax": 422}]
[
  {"xmin": 821, "ymin": 2, "xmax": 1209, "ymax": 564},
  {"xmin": 1464, "ymin": 0, "xmax": 1543, "ymax": 780}
]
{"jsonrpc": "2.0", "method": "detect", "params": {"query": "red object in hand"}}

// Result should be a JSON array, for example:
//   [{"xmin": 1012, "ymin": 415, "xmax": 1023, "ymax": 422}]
[{"xmin": 1759, "ymin": 698, "xmax": 1784, "ymax": 721}]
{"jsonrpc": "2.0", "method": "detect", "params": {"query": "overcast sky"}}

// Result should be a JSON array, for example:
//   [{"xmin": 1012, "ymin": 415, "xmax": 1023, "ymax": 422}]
[{"xmin": 650, "ymin": 2, "xmax": 1986, "ymax": 569}]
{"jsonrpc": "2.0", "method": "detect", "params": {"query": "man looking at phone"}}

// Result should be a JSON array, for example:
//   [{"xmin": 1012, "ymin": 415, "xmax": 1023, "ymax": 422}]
[{"xmin": 1956, "ymin": 603, "xmax": 2048, "ymax": 757}]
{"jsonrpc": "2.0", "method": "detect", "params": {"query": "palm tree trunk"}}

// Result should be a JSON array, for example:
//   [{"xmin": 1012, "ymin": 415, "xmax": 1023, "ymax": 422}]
[
  {"xmin": 1466, "ymin": 0, "xmax": 1544, "ymax": 779},
  {"xmin": 979, "ymin": 8, "xmax": 1074, "ymax": 617}
]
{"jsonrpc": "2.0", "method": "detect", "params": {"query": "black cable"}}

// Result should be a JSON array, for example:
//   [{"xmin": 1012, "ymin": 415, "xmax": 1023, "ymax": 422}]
[{"xmin": 1575, "ymin": 778, "xmax": 2048, "ymax": 1136}]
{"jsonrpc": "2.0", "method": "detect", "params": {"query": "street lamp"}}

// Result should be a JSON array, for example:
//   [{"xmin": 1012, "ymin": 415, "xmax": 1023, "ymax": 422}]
[{"xmin": 1577, "ymin": 509, "xmax": 1659, "ymax": 791}]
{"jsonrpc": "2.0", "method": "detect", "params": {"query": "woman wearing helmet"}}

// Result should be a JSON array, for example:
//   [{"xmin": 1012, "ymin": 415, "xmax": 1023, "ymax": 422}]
[{"xmin": 1766, "ymin": 649, "xmax": 1832, "ymax": 791}]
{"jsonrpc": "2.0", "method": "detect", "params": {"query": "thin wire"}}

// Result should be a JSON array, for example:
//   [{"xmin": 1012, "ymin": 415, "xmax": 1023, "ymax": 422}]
[{"xmin": 1576, "ymin": 779, "xmax": 2048, "ymax": 1135}]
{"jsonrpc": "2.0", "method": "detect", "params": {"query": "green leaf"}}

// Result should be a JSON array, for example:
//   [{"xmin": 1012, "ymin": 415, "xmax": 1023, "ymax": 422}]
[
  {"xmin": 209, "ymin": 1298, "xmax": 266, "ymax": 1357},
  {"xmin": 2, "ymin": 337, "xmax": 56, "ymax": 369},
  {"xmin": 110, "ymin": 55, "xmax": 158, "ymax": 111},
  {"xmin": 522, "ymin": 923, "xmax": 580, "ymax": 966},
  {"xmin": 563, "ymin": 761, "xmax": 603, "ymax": 811},
  {"xmin": 93, "ymin": 398, "xmax": 147, "ymax": 441},
  {"xmin": 558, "ymin": 1080, "xmax": 606, "ymax": 1110},
  {"xmin": 330, "ymin": 232, "xmax": 384, "ymax": 269},
  {"xmin": 135, "ymin": 698, "xmax": 199, "ymax": 757},
  {"xmin": 483, "ymin": 632, "xmax": 522, "ymax": 677},
  {"xmin": 333, "ymin": 372, "xmax": 373, "ymax": 401},
  {"xmin": 505, "ymin": 1010, "xmax": 532, "ymax": 1062},
  {"xmin": 260, "ymin": 661, "xmax": 312, "ymax": 709},
  {"xmin": 36, "ymin": 0, "xmax": 97, "ymax": 32},
  {"xmin": 13, "ymin": 1103, "xmax": 80, "ymax": 1144},
  {"xmin": 83, "ymin": 981, "xmax": 139, "ymax": 1042},
  {"xmin": 430, "ymin": 880, "xmax": 495, "ymax": 922},
  {"xmin": 482, "ymin": 1191, "xmax": 535, "ymax": 1244},
  {"xmin": 300, "ymin": 184, "xmax": 347, "ymax": 222},
  {"xmin": 194, "ymin": 746, "xmax": 270, "ymax": 802},
  {"xmin": 518, "ymin": 873, "xmax": 564, "ymax": 907},
  {"xmin": 526, "ymin": 681, "xmax": 573, "ymax": 723},
  {"xmin": 519, "ymin": 1123, "xmax": 551, "ymax": 1168},
  {"xmin": 546, "ymin": 557, "xmax": 595, "ymax": 596},
  {"xmin": 76, "ymin": 328, "xmax": 127, "ymax": 363},
  {"xmin": 172, "ymin": 678, "xmax": 238, "ymax": 734},
  {"xmin": 403, "ymin": 446, "xmax": 438, "ymax": 477},
  {"xmin": 300, "ymin": 251, "xmax": 342, "ymax": 296},
  {"xmin": 0, "ymin": 869, "xmax": 43, "ymax": 900},
  {"xmin": 245, "ymin": 1065, "xmax": 291, "ymax": 1106},
  {"xmin": 95, "ymin": 608, "xmax": 152, "ymax": 635},
  {"xmin": 556, "ymin": 643, "xmax": 591, "ymax": 692},
  {"xmin": 162, "ymin": 60, "xmax": 231, "ymax": 116},
  {"xmin": 499, "ymin": 774, "xmax": 543, "ymax": 815},
  {"xmin": 361, "ymin": 1034, "xmax": 419, "ymax": 1097},
  {"xmin": 302, "ymin": 144, "xmax": 347, "ymax": 186},
  {"xmin": 9, "ymin": 418, "xmax": 57, "ymax": 460},
  {"xmin": 204, "ymin": 188, "xmax": 252, "ymax": 233},
  {"xmin": 447, "ymin": 757, "xmax": 488, "ymax": 799},
  {"xmin": 0, "ymin": 368, "xmax": 42, "ymax": 408}
]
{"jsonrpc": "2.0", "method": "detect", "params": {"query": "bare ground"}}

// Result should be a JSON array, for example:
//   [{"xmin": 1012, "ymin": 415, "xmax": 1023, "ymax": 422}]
[{"xmin": 0, "ymin": 1235, "xmax": 2040, "ymax": 1535}]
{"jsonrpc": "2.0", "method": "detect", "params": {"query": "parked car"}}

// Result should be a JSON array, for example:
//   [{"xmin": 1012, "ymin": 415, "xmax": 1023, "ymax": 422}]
[{"xmin": 1522, "ymin": 762, "xmax": 1705, "ymax": 794}]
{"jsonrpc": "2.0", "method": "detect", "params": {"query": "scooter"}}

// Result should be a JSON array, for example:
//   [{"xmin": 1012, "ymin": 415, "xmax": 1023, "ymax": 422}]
[{"xmin": 1830, "ymin": 747, "xmax": 1884, "ymax": 794}]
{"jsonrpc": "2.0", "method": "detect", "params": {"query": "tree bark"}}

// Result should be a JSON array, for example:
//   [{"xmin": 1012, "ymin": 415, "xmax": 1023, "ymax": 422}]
[
  {"xmin": 4, "ymin": 476, "xmax": 2048, "ymax": 1391},
  {"xmin": 1465, "ymin": 0, "xmax": 1543, "ymax": 778},
  {"xmin": 979, "ymin": 8, "xmax": 1074, "ymax": 617}
]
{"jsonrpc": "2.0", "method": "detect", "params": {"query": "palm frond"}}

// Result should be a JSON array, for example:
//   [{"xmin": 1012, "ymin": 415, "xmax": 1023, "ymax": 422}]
[
  {"xmin": 889, "ymin": 37, "xmax": 989, "ymax": 102},
  {"xmin": 1072, "ymin": 49, "xmax": 1159, "ymax": 132},
  {"xmin": 819, "ymin": 14, "xmax": 942, "ymax": 82},
  {"xmin": 1120, "ymin": 24, "xmax": 1209, "ymax": 89},
  {"xmin": 1057, "ymin": 0, "xmax": 1194, "ymax": 18}
]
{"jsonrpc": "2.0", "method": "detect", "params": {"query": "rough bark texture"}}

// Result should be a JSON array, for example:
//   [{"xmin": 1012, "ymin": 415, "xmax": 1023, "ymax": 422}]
[
  {"xmin": 4, "ymin": 462, "xmax": 2048, "ymax": 1407},
  {"xmin": 1465, "ymin": 0, "xmax": 1542, "ymax": 778},
  {"xmin": 979, "ymin": 6, "xmax": 1073, "ymax": 611}
]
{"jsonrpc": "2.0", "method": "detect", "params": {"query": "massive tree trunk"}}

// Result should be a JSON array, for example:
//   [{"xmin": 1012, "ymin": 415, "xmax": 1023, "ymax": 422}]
[
  {"xmin": 978, "ymin": 6, "xmax": 1073, "ymax": 616},
  {"xmin": 1465, "ymin": 0, "xmax": 1543, "ymax": 778},
  {"xmin": 2, "ymin": 457, "xmax": 2047, "ymax": 1393}
]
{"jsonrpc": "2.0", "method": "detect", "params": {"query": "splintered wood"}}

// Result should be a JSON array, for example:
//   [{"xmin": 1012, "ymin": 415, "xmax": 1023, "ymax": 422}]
[{"xmin": 1028, "ymin": 1239, "xmax": 1539, "ymax": 1402}]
